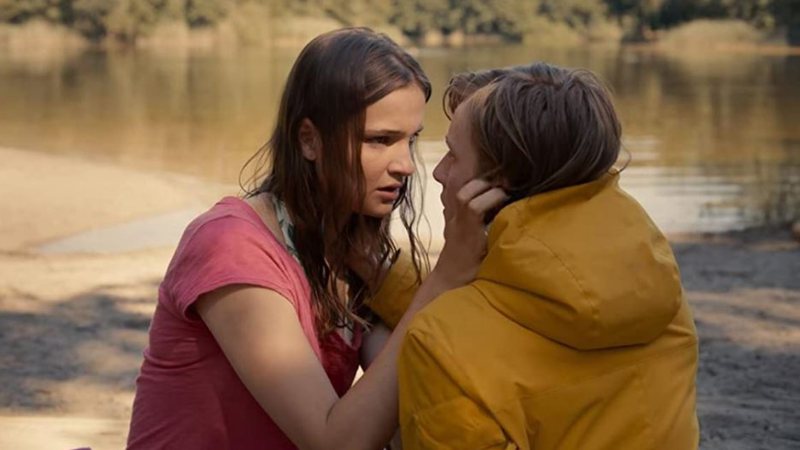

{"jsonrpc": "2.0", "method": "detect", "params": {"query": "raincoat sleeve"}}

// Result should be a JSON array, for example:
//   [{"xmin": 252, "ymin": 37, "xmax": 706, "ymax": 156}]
[
  {"xmin": 365, "ymin": 251, "xmax": 425, "ymax": 329},
  {"xmin": 398, "ymin": 326, "xmax": 513, "ymax": 450}
]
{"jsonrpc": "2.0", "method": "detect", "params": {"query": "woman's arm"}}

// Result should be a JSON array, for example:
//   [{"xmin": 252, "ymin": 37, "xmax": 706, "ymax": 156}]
[
  {"xmin": 196, "ymin": 272, "xmax": 452, "ymax": 450},
  {"xmin": 196, "ymin": 180, "xmax": 507, "ymax": 450},
  {"xmin": 361, "ymin": 322, "xmax": 392, "ymax": 370}
]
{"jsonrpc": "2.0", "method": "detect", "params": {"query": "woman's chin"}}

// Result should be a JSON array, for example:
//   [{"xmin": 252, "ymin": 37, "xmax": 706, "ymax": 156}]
[{"xmin": 358, "ymin": 204, "xmax": 394, "ymax": 219}]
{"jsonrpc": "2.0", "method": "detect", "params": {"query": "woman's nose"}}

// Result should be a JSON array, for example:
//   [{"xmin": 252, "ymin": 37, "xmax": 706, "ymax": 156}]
[{"xmin": 388, "ymin": 144, "xmax": 416, "ymax": 176}]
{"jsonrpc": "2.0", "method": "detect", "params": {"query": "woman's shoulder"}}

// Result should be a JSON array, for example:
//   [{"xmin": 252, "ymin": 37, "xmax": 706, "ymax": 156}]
[
  {"xmin": 182, "ymin": 196, "xmax": 268, "ymax": 241},
  {"xmin": 169, "ymin": 196, "xmax": 287, "ymax": 260},
  {"xmin": 161, "ymin": 196, "xmax": 304, "ymax": 320},
  {"xmin": 164, "ymin": 196, "xmax": 294, "ymax": 289}
]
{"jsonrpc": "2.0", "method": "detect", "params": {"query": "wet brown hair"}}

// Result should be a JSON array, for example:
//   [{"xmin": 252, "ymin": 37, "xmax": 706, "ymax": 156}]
[
  {"xmin": 444, "ymin": 62, "xmax": 622, "ymax": 202},
  {"xmin": 241, "ymin": 28, "xmax": 431, "ymax": 335}
]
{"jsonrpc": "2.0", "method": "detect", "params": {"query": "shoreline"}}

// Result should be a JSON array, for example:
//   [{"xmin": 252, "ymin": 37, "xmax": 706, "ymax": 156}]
[{"xmin": 0, "ymin": 147, "xmax": 798, "ymax": 449}]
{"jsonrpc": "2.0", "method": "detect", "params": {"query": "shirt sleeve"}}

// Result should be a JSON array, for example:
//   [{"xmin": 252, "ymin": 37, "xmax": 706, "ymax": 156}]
[
  {"xmin": 365, "ymin": 250, "xmax": 426, "ymax": 329},
  {"xmin": 398, "ymin": 325, "xmax": 513, "ymax": 450},
  {"xmin": 165, "ymin": 215, "xmax": 297, "ymax": 321}
]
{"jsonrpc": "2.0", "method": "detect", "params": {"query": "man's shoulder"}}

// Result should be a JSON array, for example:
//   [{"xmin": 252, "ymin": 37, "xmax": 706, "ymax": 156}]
[{"xmin": 405, "ymin": 283, "xmax": 498, "ymax": 350}]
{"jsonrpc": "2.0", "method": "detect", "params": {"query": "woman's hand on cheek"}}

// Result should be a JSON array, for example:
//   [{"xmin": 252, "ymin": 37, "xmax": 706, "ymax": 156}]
[{"xmin": 433, "ymin": 179, "xmax": 508, "ymax": 288}]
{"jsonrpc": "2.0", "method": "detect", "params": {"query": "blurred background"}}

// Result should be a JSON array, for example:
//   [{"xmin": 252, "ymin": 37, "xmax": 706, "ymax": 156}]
[
  {"xmin": 1, "ymin": 0, "xmax": 799, "ymax": 233},
  {"xmin": 1, "ymin": 1, "xmax": 799, "ymax": 449}
]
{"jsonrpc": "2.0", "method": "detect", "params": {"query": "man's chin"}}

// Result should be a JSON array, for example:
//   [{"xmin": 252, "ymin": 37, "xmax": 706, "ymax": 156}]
[{"xmin": 441, "ymin": 207, "xmax": 454, "ymax": 222}]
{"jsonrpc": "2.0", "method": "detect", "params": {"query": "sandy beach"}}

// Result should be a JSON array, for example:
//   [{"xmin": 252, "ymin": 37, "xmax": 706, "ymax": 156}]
[{"xmin": 1, "ymin": 146, "xmax": 798, "ymax": 449}]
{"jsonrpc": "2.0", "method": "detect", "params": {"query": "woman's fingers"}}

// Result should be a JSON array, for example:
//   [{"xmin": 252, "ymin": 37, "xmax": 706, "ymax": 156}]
[
  {"xmin": 454, "ymin": 179, "xmax": 508, "ymax": 222},
  {"xmin": 436, "ymin": 179, "xmax": 508, "ymax": 285},
  {"xmin": 468, "ymin": 187, "xmax": 508, "ymax": 217},
  {"xmin": 455, "ymin": 179, "xmax": 494, "ymax": 205}
]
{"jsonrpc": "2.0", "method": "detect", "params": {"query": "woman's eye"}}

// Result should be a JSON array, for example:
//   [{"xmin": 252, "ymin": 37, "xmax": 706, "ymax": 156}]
[
  {"xmin": 365, "ymin": 136, "xmax": 391, "ymax": 145},
  {"xmin": 409, "ymin": 133, "xmax": 419, "ymax": 145}
]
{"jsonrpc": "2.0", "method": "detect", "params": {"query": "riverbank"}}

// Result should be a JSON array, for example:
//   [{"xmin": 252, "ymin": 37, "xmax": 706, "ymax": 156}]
[{"xmin": 0, "ymin": 147, "xmax": 797, "ymax": 449}]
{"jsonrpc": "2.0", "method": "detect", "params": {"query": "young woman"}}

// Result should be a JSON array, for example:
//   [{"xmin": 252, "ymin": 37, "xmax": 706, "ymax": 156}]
[
  {"xmin": 397, "ymin": 63, "xmax": 699, "ymax": 449},
  {"xmin": 126, "ymin": 28, "xmax": 507, "ymax": 450}
]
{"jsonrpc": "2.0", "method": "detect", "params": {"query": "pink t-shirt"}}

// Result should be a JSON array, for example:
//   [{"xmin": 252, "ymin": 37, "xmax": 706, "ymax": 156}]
[{"xmin": 127, "ymin": 197, "xmax": 362, "ymax": 449}]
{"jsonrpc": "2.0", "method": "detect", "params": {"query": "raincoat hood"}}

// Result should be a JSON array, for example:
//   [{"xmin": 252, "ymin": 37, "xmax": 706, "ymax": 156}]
[{"xmin": 477, "ymin": 172, "xmax": 682, "ymax": 350}]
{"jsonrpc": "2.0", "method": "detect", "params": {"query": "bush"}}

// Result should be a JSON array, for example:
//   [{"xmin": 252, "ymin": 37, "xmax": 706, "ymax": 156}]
[
  {"xmin": 584, "ymin": 18, "xmax": 623, "ymax": 42},
  {"xmin": 522, "ymin": 16, "xmax": 583, "ymax": 46},
  {"xmin": 223, "ymin": 3, "xmax": 341, "ymax": 47},
  {"xmin": 659, "ymin": 19, "xmax": 765, "ymax": 48}
]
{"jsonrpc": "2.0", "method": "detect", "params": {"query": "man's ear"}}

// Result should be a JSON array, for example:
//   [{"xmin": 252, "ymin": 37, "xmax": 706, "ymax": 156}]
[{"xmin": 298, "ymin": 118, "xmax": 321, "ymax": 161}]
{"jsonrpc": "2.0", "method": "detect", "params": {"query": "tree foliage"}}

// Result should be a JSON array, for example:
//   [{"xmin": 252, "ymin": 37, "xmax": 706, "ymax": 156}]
[{"xmin": 0, "ymin": 0, "xmax": 797, "ymax": 44}]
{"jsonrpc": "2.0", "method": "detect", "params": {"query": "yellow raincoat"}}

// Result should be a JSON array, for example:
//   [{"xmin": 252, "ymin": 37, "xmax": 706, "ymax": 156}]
[{"xmin": 383, "ymin": 173, "xmax": 699, "ymax": 450}]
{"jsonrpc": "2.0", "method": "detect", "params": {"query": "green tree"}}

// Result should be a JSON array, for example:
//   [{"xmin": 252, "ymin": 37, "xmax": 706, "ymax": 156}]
[
  {"xmin": 1, "ymin": 0, "xmax": 795, "ymax": 46},
  {"xmin": 0, "ymin": 0, "xmax": 65, "ymax": 23},
  {"xmin": 390, "ymin": 0, "xmax": 453, "ymax": 37},
  {"xmin": 541, "ymin": 0, "xmax": 607, "ymax": 28},
  {"xmin": 185, "ymin": 0, "xmax": 230, "ymax": 26},
  {"xmin": 773, "ymin": 0, "xmax": 800, "ymax": 43},
  {"xmin": 319, "ymin": 0, "xmax": 393, "ymax": 26},
  {"xmin": 657, "ymin": 0, "xmax": 773, "ymax": 27},
  {"xmin": 102, "ymin": 0, "xmax": 169, "ymax": 42},
  {"xmin": 604, "ymin": 0, "xmax": 665, "ymax": 38},
  {"xmin": 67, "ymin": 0, "xmax": 116, "ymax": 39},
  {"xmin": 461, "ymin": 0, "xmax": 541, "ymax": 37}
]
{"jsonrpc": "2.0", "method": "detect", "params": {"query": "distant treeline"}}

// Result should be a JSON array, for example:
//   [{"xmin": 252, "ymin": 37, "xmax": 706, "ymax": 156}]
[{"xmin": 1, "ymin": 0, "xmax": 798, "ymax": 44}]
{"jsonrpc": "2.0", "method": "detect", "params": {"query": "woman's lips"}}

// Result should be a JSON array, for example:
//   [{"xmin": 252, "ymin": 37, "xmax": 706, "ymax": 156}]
[{"xmin": 376, "ymin": 185, "xmax": 401, "ymax": 201}]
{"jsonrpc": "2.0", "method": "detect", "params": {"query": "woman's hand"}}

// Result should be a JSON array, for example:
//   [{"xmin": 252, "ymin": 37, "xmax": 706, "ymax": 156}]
[
  {"xmin": 418, "ymin": 179, "xmax": 507, "ymax": 305},
  {"xmin": 437, "ymin": 179, "xmax": 507, "ymax": 285}
]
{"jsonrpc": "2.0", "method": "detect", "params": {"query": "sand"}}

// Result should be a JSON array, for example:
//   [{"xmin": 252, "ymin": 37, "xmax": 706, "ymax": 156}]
[
  {"xmin": 0, "ymin": 146, "xmax": 798, "ymax": 449},
  {"xmin": 672, "ymin": 228, "xmax": 800, "ymax": 449},
  {"xmin": 0, "ymin": 146, "xmax": 234, "ymax": 449}
]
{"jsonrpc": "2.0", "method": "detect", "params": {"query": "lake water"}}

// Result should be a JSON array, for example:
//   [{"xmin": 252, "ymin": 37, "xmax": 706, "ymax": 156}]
[{"xmin": 1, "ymin": 44, "xmax": 798, "ymax": 236}]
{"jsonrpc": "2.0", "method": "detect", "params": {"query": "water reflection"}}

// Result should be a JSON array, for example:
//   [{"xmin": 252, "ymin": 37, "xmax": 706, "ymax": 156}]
[{"xmin": 0, "ymin": 44, "xmax": 798, "ymax": 234}]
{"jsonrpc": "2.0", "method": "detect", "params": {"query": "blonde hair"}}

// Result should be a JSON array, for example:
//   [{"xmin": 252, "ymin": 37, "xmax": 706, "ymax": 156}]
[{"xmin": 446, "ymin": 62, "xmax": 622, "ymax": 201}]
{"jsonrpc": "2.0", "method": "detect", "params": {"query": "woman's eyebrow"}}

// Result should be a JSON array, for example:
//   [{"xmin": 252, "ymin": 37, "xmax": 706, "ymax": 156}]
[
  {"xmin": 364, "ymin": 129, "xmax": 403, "ymax": 137},
  {"xmin": 365, "ymin": 125, "xmax": 424, "ymax": 136}
]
